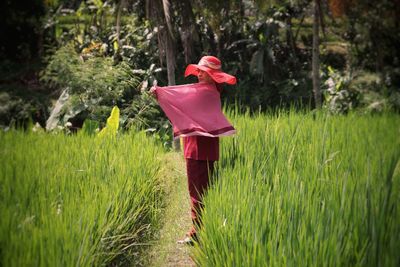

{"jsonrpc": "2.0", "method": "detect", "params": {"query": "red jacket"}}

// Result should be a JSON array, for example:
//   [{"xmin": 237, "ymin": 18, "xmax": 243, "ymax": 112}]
[{"xmin": 183, "ymin": 136, "xmax": 219, "ymax": 161}]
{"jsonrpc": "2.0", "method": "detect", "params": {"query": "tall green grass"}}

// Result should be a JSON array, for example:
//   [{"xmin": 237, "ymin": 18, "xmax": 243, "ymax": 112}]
[
  {"xmin": 0, "ymin": 131, "xmax": 163, "ymax": 266},
  {"xmin": 193, "ymin": 111, "xmax": 400, "ymax": 266}
]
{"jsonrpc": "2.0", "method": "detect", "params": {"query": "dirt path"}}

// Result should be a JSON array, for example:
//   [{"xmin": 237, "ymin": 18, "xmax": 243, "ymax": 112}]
[{"xmin": 147, "ymin": 152, "xmax": 196, "ymax": 267}]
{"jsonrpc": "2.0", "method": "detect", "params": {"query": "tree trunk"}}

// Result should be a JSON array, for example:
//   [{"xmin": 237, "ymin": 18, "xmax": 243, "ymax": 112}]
[
  {"xmin": 178, "ymin": 0, "xmax": 198, "ymax": 64},
  {"xmin": 166, "ymin": 36, "xmax": 176, "ymax": 86},
  {"xmin": 163, "ymin": 0, "xmax": 180, "ymax": 150},
  {"xmin": 164, "ymin": 11, "xmax": 180, "ymax": 151},
  {"xmin": 116, "ymin": 0, "xmax": 124, "ymax": 50},
  {"xmin": 146, "ymin": 0, "xmax": 180, "ymax": 151},
  {"xmin": 114, "ymin": 0, "xmax": 126, "ymax": 63},
  {"xmin": 312, "ymin": 0, "xmax": 322, "ymax": 109}
]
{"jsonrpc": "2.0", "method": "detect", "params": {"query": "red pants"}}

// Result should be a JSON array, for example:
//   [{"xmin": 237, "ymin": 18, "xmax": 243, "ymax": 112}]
[{"xmin": 186, "ymin": 159, "xmax": 215, "ymax": 236}]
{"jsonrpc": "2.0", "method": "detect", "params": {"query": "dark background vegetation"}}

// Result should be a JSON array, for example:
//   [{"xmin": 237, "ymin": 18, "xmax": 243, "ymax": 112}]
[{"xmin": 1, "ymin": 0, "xmax": 399, "ymax": 144}]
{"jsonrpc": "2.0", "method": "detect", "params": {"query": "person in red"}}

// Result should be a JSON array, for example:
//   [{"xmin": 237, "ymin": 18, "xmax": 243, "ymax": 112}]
[{"xmin": 151, "ymin": 55, "xmax": 237, "ymax": 245}]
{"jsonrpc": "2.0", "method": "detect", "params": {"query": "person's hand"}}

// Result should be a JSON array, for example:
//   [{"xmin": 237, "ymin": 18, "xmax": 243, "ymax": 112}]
[
  {"xmin": 149, "ymin": 86, "xmax": 157, "ymax": 98},
  {"xmin": 149, "ymin": 80, "xmax": 158, "ymax": 98}
]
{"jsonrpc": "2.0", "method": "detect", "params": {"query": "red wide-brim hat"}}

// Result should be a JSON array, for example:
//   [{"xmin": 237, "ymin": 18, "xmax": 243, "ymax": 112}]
[{"xmin": 184, "ymin": 56, "xmax": 237, "ymax": 85}]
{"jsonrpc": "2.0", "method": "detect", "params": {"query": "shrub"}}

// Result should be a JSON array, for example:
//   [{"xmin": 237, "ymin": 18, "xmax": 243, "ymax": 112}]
[
  {"xmin": 322, "ymin": 66, "xmax": 359, "ymax": 114},
  {"xmin": 41, "ymin": 43, "xmax": 170, "ymax": 144},
  {"xmin": 0, "ymin": 91, "xmax": 49, "ymax": 129}
]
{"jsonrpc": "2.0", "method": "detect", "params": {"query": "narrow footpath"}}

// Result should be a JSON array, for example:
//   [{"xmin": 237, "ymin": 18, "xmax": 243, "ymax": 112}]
[{"xmin": 147, "ymin": 152, "xmax": 196, "ymax": 267}]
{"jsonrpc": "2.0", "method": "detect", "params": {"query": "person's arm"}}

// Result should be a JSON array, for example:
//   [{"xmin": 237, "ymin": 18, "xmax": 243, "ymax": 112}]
[{"xmin": 149, "ymin": 80, "xmax": 158, "ymax": 99}]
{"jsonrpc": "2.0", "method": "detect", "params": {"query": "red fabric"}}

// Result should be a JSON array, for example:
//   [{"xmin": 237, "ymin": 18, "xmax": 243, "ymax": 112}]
[
  {"xmin": 186, "ymin": 158, "xmax": 215, "ymax": 236},
  {"xmin": 185, "ymin": 64, "xmax": 237, "ymax": 85},
  {"xmin": 184, "ymin": 56, "xmax": 237, "ymax": 85},
  {"xmin": 183, "ymin": 136, "xmax": 219, "ymax": 161},
  {"xmin": 155, "ymin": 82, "xmax": 236, "ymax": 139}
]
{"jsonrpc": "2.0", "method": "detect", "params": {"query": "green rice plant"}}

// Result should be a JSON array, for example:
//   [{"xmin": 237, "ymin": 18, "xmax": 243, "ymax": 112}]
[
  {"xmin": 193, "ymin": 111, "xmax": 400, "ymax": 266},
  {"xmin": 0, "ymin": 130, "xmax": 164, "ymax": 266}
]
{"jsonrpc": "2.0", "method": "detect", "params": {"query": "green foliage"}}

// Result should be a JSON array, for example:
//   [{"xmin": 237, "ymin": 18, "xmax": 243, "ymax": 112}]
[
  {"xmin": 193, "ymin": 110, "xmax": 400, "ymax": 266},
  {"xmin": 344, "ymin": 0, "xmax": 400, "ymax": 71},
  {"xmin": 81, "ymin": 119, "xmax": 99, "ymax": 136},
  {"xmin": 53, "ymin": 3, "xmax": 159, "ymax": 68},
  {"xmin": 42, "ymin": 43, "xmax": 138, "ymax": 97},
  {"xmin": 4, "ymin": 0, "xmax": 400, "ymax": 124},
  {"xmin": 0, "ymin": 130, "xmax": 165, "ymax": 266},
  {"xmin": 322, "ymin": 66, "xmax": 359, "ymax": 114},
  {"xmin": 41, "ymin": 43, "xmax": 136, "ymax": 125},
  {"xmin": 40, "ymin": 5, "xmax": 173, "ymax": 144},
  {"xmin": 210, "ymin": 3, "xmax": 312, "ymax": 109},
  {"xmin": 321, "ymin": 67, "xmax": 400, "ymax": 114},
  {"xmin": 41, "ymin": 43, "xmax": 169, "ymax": 141},
  {"xmin": 116, "ymin": 19, "xmax": 159, "ymax": 69},
  {"xmin": 97, "ymin": 106, "xmax": 120, "ymax": 138},
  {"xmin": 0, "ymin": 91, "xmax": 49, "ymax": 129}
]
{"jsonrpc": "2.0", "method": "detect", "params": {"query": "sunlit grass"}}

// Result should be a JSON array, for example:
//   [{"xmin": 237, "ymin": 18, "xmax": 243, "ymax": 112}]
[
  {"xmin": 2, "ymin": 110, "xmax": 399, "ymax": 266},
  {"xmin": 193, "ymin": 111, "xmax": 400, "ymax": 266},
  {"xmin": 0, "ymin": 131, "xmax": 164, "ymax": 266}
]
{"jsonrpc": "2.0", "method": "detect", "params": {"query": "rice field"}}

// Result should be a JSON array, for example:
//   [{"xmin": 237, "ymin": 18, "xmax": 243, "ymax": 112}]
[
  {"xmin": 0, "ymin": 131, "xmax": 164, "ymax": 266},
  {"xmin": 1, "ymin": 111, "xmax": 399, "ymax": 266},
  {"xmin": 193, "ymin": 111, "xmax": 400, "ymax": 266}
]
